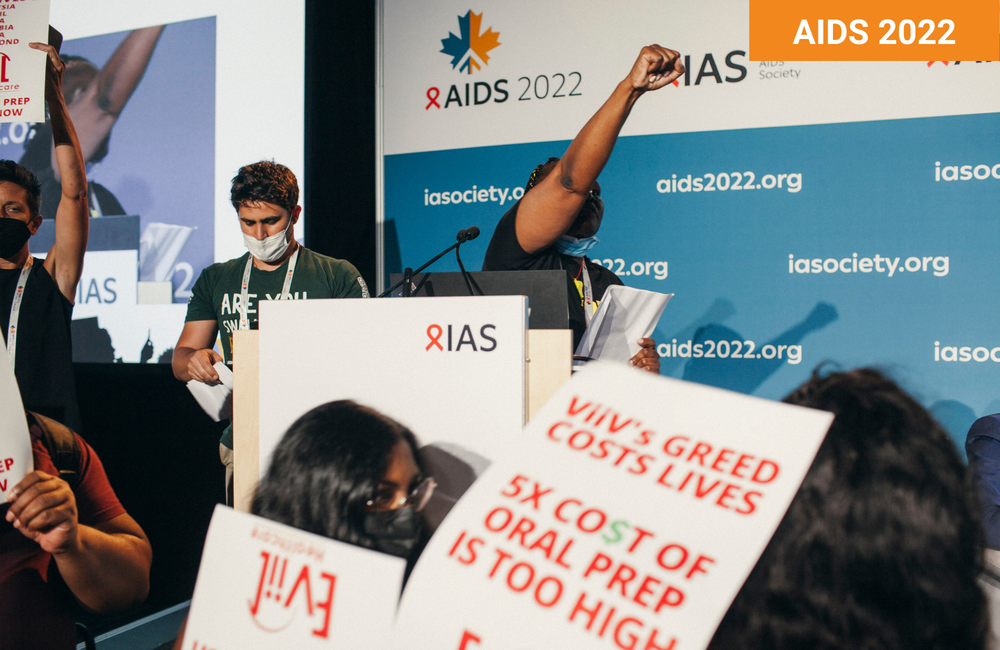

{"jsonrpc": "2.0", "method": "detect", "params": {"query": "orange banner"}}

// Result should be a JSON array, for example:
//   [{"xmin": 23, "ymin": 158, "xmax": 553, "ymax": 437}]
[{"xmin": 750, "ymin": 0, "xmax": 998, "ymax": 61}]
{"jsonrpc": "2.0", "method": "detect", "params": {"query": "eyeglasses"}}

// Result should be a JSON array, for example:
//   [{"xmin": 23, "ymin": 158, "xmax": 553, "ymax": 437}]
[{"xmin": 365, "ymin": 477, "xmax": 437, "ymax": 512}]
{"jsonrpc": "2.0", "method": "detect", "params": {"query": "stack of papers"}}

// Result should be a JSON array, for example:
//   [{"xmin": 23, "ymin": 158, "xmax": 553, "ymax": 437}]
[{"xmin": 575, "ymin": 285, "xmax": 673, "ymax": 362}]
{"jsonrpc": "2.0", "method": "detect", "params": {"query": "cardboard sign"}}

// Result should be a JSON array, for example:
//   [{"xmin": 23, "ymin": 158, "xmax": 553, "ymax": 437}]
[
  {"xmin": 0, "ymin": 354, "xmax": 32, "ymax": 494},
  {"xmin": 257, "ymin": 296, "xmax": 527, "ymax": 477},
  {"xmin": 182, "ymin": 505, "xmax": 405, "ymax": 650},
  {"xmin": 0, "ymin": 0, "xmax": 49, "ymax": 123},
  {"xmin": 394, "ymin": 362, "xmax": 833, "ymax": 650}
]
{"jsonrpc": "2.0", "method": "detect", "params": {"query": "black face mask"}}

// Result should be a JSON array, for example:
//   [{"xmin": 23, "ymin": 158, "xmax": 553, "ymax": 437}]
[
  {"xmin": 0, "ymin": 218, "xmax": 31, "ymax": 259},
  {"xmin": 362, "ymin": 506, "xmax": 425, "ymax": 559}
]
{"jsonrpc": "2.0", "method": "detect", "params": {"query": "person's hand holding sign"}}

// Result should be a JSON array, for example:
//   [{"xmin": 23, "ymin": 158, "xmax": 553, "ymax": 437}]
[
  {"xmin": 6, "ymin": 470, "xmax": 78, "ymax": 554},
  {"xmin": 28, "ymin": 42, "xmax": 66, "ymax": 104},
  {"xmin": 6, "ymin": 468, "xmax": 152, "ymax": 612}
]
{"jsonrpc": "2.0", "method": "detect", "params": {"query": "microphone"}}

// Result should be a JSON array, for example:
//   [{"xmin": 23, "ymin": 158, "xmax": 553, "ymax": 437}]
[
  {"xmin": 377, "ymin": 226, "xmax": 483, "ymax": 297},
  {"xmin": 457, "ymin": 226, "xmax": 480, "ymax": 243}
]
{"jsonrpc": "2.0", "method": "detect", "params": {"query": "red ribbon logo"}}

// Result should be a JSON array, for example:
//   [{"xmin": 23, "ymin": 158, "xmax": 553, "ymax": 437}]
[
  {"xmin": 426, "ymin": 324, "xmax": 444, "ymax": 351},
  {"xmin": 426, "ymin": 87, "xmax": 441, "ymax": 110}
]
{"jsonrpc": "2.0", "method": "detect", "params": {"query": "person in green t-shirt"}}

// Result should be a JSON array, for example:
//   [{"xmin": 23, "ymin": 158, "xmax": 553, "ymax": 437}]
[{"xmin": 172, "ymin": 161, "xmax": 368, "ymax": 500}]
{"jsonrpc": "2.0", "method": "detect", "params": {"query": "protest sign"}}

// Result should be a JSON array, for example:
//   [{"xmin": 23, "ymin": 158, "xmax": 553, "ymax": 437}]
[
  {"xmin": 0, "ymin": 0, "xmax": 49, "ymax": 123},
  {"xmin": 395, "ymin": 362, "xmax": 833, "ymax": 650},
  {"xmin": 182, "ymin": 505, "xmax": 405, "ymax": 650},
  {"xmin": 0, "ymin": 353, "xmax": 32, "ymax": 494}
]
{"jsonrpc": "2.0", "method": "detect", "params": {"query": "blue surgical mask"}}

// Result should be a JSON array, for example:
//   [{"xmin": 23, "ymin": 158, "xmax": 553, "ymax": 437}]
[{"xmin": 555, "ymin": 235, "xmax": 599, "ymax": 257}]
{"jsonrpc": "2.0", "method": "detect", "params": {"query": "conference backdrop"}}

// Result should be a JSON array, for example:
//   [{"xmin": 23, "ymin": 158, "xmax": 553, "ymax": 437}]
[{"xmin": 378, "ymin": 0, "xmax": 1000, "ymax": 454}]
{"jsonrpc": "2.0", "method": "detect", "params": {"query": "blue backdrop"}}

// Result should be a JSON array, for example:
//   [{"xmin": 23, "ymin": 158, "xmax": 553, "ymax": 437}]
[{"xmin": 385, "ymin": 112, "xmax": 1000, "ymax": 454}]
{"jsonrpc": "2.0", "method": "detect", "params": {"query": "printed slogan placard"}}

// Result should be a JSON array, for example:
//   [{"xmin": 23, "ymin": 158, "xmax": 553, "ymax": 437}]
[
  {"xmin": 182, "ymin": 505, "xmax": 405, "ymax": 650},
  {"xmin": 0, "ymin": 0, "xmax": 49, "ymax": 123},
  {"xmin": 394, "ymin": 363, "xmax": 833, "ymax": 650},
  {"xmin": 0, "ymin": 354, "xmax": 32, "ymax": 494}
]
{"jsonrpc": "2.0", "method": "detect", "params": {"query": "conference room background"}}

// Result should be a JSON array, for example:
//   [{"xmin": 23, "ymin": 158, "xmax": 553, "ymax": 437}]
[{"xmin": 27, "ymin": 0, "xmax": 997, "ymax": 456}]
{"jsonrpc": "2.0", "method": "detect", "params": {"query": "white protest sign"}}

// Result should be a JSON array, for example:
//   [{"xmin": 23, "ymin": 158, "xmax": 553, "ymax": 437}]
[
  {"xmin": 183, "ymin": 505, "xmax": 405, "ymax": 650},
  {"xmin": 394, "ymin": 362, "xmax": 833, "ymax": 650},
  {"xmin": 0, "ymin": 0, "xmax": 48, "ymax": 124},
  {"xmin": 0, "ymin": 352, "xmax": 32, "ymax": 494},
  {"xmin": 258, "ymin": 296, "xmax": 526, "ymax": 477}
]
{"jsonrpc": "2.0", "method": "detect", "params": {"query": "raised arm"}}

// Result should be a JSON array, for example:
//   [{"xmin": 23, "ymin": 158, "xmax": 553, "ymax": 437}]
[
  {"xmin": 53, "ymin": 25, "xmax": 165, "ymax": 175},
  {"xmin": 515, "ymin": 45, "xmax": 683, "ymax": 254},
  {"xmin": 32, "ymin": 43, "xmax": 88, "ymax": 303}
]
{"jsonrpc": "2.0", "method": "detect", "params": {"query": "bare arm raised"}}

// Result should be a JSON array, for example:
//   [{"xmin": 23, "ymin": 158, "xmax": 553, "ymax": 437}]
[
  {"xmin": 31, "ymin": 43, "xmax": 89, "ymax": 303},
  {"xmin": 515, "ymin": 45, "xmax": 683, "ymax": 254}
]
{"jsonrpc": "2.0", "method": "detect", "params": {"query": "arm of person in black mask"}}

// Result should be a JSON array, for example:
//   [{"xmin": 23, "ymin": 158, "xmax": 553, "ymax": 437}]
[
  {"xmin": 31, "ymin": 42, "xmax": 88, "ymax": 303},
  {"xmin": 513, "ymin": 45, "xmax": 683, "ymax": 254}
]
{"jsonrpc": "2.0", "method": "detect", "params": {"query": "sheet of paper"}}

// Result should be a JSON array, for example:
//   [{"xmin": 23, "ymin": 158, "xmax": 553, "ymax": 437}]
[
  {"xmin": 394, "ymin": 362, "xmax": 833, "ymax": 650},
  {"xmin": 186, "ymin": 362, "xmax": 233, "ymax": 422},
  {"xmin": 0, "ymin": 0, "xmax": 49, "ymax": 123},
  {"xmin": 576, "ymin": 285, "xmax": 673, "ymax": 362},
  {"xmin": 183, "ymin": 505, "xmax": 406, "ymax": 650},
  {"xmin": 0, "ymin": 358, "xmax": 32, "ymax": 494}
]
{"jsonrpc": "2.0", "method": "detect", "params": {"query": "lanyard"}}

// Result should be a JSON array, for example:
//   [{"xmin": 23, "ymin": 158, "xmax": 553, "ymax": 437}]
[
  {"xmin": 6, "ymin": 256, "xmax": 33, "ymax": 370},
  {"xmin": 239, "ymin": 248, "xmax": 299, "ymax": 331},
  {"xmin": 580, "ymin": 259, "xmax": 595, "ymax": 326}
]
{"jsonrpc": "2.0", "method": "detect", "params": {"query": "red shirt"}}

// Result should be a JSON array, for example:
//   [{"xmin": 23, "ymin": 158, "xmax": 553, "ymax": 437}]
[{"xmin": 0, "ymin": 424, "xmax": 125, "ymax": 649}]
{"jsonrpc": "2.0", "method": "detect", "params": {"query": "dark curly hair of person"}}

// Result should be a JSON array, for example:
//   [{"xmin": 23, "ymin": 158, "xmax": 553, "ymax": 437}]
[
  {"xmin": 230, "ymin": 160, "xmax": 299, "ymax": 216},
  {"xmin": 707, "ymin": 367, "xmax": 987, "ymax": 650}
]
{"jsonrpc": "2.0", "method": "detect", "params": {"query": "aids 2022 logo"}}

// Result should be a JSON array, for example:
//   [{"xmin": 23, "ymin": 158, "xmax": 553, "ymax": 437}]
[{"xmin": 425, "ymin": 10, "xmax": 585, "ymax": 112}]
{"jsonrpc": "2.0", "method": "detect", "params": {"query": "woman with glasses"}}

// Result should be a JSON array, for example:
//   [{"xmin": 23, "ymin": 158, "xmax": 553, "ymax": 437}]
[
  {"xmin": 252, "ymin": 400, "xmax": 435, "ymax": 566},
  {"xmin": 481, "ymin": 44, "xmax": 684, "ymax": 373}
]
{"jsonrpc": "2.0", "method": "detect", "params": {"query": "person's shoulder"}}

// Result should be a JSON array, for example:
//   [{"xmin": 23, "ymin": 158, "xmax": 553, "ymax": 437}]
[
  {"xmin": 297, "ymin": 247, "xmax": 368, "ymax": 297},
  {"xmin": 298, "ymin": 247, "xmax": 361, "ymax": 276}
]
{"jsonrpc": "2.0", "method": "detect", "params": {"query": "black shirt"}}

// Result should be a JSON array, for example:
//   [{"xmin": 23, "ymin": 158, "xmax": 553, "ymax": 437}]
[
  {"xmin": 0, "ymin": 258, "xmax": 80, "ymax": 430},
  {"xmin": 482, "ymin": 201, "xmax": 623, "ymax": 348}
]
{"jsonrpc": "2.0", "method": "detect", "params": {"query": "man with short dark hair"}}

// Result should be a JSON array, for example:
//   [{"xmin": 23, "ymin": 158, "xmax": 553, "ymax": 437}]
[
  {"xmin": 0, "ymin": 44, "xmax": 90, "ymax": 431},
  {"xmin": 173, "ymin": 161, "xmax": 368, "ymax": 497}
]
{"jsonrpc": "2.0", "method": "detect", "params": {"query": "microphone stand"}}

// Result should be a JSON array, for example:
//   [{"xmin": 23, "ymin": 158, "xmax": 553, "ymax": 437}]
[
  {"xmin": 454, "ymin": 243, "xmax": 483, "ymax": 296},
  {"xmin": 378, "ymin": 236, "xmax": 469, "ymax": 298}
]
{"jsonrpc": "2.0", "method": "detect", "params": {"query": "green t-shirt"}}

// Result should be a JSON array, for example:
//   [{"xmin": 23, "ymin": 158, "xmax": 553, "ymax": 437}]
[
  {"xmin": 184, "ymin": 247, "xmax": 368, "ymax": 448},
  {"xmin": 185, "ymin": 246, "xmax": 368, "ymax": 361}
]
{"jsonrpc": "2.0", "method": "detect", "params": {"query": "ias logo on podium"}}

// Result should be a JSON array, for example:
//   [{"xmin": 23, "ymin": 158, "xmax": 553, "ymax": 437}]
[{"xmin": 440, "ymin": 10, "xmax": 501, "ymax": 75}]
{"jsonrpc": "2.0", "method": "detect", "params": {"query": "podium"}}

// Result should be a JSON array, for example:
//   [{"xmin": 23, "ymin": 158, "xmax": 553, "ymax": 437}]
[{"xmin": 231, "ymin": 296, "xmax": 572, "ymax": 512}]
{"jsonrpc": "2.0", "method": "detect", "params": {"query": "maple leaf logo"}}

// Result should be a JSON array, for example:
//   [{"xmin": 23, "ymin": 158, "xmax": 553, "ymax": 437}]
[{"xmin": 440, "ymin": 10, "xmax": 501, "ymax": 74}]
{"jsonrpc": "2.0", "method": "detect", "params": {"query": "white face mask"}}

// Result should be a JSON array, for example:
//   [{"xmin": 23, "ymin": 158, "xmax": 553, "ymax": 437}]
[{"xmin": 243, "ymin": 215, "xmax": 293, "ymax": 263}]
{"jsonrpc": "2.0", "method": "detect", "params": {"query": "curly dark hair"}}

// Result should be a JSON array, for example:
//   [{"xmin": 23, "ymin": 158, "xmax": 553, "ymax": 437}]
[
  {"xmin": 251, "ymin": 400, "xmax": 424, "ymax": 550},
  {"xmin": 707, "ymin": 367, "xmax": 988, "ymax": 650},
  {"xmin": 230, "ymin": 160, "xmax": 299, "ymax": 215},
  {"xmin": 0, "ymin": 160, "xmax": 41, "ymax": 216}
]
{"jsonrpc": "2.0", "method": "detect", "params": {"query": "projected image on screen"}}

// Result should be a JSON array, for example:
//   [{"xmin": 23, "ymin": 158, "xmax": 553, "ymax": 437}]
[{"xmin": 12, "ymin": 16, "xmax": 216, "ymax": 363}]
